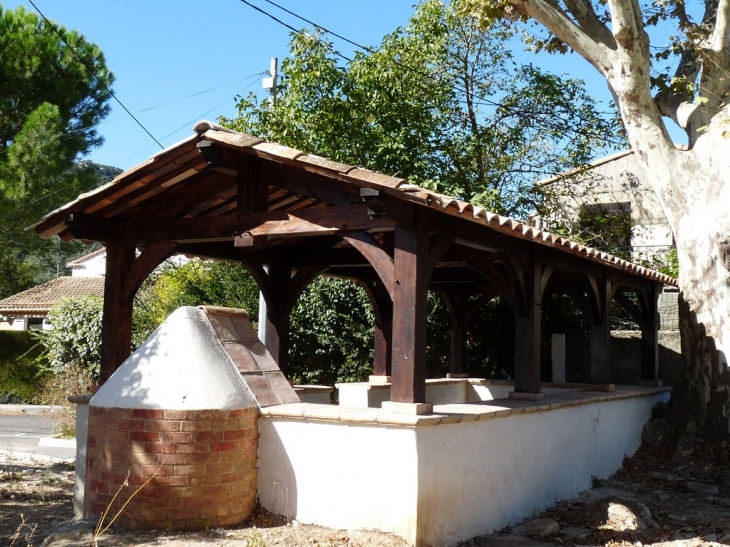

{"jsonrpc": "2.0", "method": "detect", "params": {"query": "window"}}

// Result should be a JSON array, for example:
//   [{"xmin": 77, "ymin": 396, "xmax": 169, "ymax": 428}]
[{"xmin": 578, "ymin": 202, "xmax": 632, "ymax": 258}]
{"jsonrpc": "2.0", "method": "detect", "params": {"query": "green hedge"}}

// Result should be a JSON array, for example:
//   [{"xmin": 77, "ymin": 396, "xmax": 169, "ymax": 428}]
[{"xmin": 0, "ymin": 331, "xmax": 48, "ymax": 403}]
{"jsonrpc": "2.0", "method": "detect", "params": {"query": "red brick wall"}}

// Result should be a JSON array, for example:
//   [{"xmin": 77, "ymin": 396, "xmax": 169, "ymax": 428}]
[{"xmin": 84, "ymin": 406, "xmax": 258, "ymax": 530}]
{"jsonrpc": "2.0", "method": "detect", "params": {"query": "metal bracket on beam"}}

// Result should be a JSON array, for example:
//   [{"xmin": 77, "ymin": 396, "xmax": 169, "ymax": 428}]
[
  {"xmin": 360, "ymin": 188, "xmax": 386, "ymax": 219},
  {"xmin": 197, "ymin": 141, "xmax": 237, "ymax": 176}
]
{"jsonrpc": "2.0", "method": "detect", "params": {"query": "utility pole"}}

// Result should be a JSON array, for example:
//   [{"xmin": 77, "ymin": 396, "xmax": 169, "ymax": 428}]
[
  {"xmin": 257, "ymin": 58, "xmax": 278, "ymax": 344},
  {"xmin": 262, "ymin": 57, "xmax": 278, "ymax": 105}
]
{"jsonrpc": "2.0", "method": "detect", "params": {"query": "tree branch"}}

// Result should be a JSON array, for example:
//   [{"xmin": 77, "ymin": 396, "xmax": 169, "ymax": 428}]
[
  {"xmin": 655, "ymin": 0, "xmax": 723, "ymax": 129},
  {"xmin": 511, "ymin": 0, "xmax": 616, "ymax": 72},
  {"xmin": 708, "ymin": 0, "xmax": 730, "ymax": 52},
  {"xmin": 562, "ymin": 0, "xmax": 616, "ymax": 49}
]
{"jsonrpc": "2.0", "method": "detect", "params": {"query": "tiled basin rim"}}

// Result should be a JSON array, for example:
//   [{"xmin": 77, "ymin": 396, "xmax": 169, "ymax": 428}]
[{"xmin": 261, "ymin": 384, "xmax": 670, "ymax": 426}]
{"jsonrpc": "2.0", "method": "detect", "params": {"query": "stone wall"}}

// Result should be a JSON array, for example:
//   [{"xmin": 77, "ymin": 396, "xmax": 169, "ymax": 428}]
[{"xmin": 563, "ymin": 330, "xmax": 681, "ymax": 386}]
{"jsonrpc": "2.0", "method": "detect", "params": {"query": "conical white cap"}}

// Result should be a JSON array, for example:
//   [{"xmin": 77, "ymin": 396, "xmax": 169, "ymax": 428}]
[{"xmin": 91, "ymin": 306, "xmax": 256, "ymax": 410}]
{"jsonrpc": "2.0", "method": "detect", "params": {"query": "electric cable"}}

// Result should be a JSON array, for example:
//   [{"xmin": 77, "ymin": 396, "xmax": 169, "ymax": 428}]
[
  {"xmin": 237, "ymin": 0, "xmax": 623, "ymax": 147},
  {"xmin": 27, "ymin": 0, "xmax": 164, "ymax": 150}
]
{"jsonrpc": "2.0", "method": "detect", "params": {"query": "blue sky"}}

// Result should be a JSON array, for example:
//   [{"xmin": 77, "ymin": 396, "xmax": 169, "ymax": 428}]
[{"xmin": 7, "ymin": 0, "xmax": 623, "ymax": 171}]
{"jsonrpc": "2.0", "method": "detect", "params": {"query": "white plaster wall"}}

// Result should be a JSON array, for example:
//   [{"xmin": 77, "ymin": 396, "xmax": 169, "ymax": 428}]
[
  {"xmin": 259, "ymin": 391, "xmax": 668, "ymax": 546},
  {"xmin": 71, "ymin": 252, "xmax": 107, "ymax": 277},
  {"xmin": 258, "ymin": 419, "xmax": 419, "ymax": 543},
  {"xmin": 0, "ymin": 318, "xmax": 26, "ymax": 331},
  {"xmin": 415, "ymin": 392, "xmax": 669, "ymax": 546}
]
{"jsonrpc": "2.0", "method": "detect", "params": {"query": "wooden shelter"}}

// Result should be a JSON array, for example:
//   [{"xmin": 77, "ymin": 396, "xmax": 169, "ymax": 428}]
[{"xmin": 32, "ymin": 122, "xmax": 675, "ymax": 410}]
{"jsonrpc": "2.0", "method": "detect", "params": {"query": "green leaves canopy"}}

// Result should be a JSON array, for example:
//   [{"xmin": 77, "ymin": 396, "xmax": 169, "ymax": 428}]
[
  {"xmin": 222, "ymin": 0, "xmax": 618, "ymax": 217},
  {"xmin": 0, "ymin": 5, "xmax": 113, "ymax": 296}
]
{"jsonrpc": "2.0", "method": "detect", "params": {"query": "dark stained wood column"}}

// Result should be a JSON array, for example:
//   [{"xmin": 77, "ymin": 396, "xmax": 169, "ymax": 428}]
[
  {"xmin": 249, "ymin": 264, "xmax": 324, "ymax": 376},
  {"xmin": 390, "ymin": 224, "xmax": 429, "ymax": 403},
  {"xmin": 100, "ymin": 243, "xmax": 136, "ymax": 385},
  {"xmin": 639, "ymin": 285, "xmax": 661, "ymax": 383},
  {"xmin": 441, "ymin": 291, "xmax": 469, "ymax": 375},
  {"xmin": 588, "ymin": 275, "xmax": 614, "ymax": 386},
  {"xmin": 361, "ymin": 280, "xmax": 393, "ymax": 377},
  {"xmin": 511, "ymin": 255, "xmax": 550, "ymax": 397},
  {"xmin": 100, "ymin": 242, "xmax": 178, "ymax": 385}
]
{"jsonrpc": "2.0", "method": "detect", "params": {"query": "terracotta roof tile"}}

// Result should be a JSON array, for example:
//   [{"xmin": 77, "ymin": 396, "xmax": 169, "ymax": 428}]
[
  {"xmin": 0, "ymin": 277, "xmax": 105, "ymax": 315},
  {"xmin": 29, "ymin": 122, "xmax": 677, "ymax": 287}
]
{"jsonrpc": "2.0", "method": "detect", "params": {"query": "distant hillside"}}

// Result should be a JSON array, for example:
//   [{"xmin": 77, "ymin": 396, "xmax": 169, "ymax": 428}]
[{"xmin": 78, "ymin": 160, "xmax": 123, "ymax": 187}]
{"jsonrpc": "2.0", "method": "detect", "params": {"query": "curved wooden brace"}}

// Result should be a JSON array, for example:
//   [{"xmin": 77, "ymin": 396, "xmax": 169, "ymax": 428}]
[
  {"xmin": 123, "ymin": 241, "xmax": 178, "ymax": 301},
  {"xmin": 425, "ymin": 234, "xmax": 454, "ymax": 280},
  {"xmin": 585, "ymin": 274, "xmax": 618, "ymax": 326},
  {"xmin": 283, "ymin": 266, "xmax": 327, "ymax": 316},
  {"xmin": 342, "ymin": 231, "xmax": 395, "ymax": 300},
  {"xmin": 360, "ymin": 279, "xmax": 392, "ymax": 329},
  {"xmin": 470, "ymin": 261, "xmax": 520, "ymax": 316}
]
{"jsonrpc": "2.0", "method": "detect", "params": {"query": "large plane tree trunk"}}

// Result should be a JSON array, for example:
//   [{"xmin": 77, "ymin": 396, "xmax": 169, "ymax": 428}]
[{"xmin": 465, "ymin": 0, "xmax": 730, "ymax": 442}]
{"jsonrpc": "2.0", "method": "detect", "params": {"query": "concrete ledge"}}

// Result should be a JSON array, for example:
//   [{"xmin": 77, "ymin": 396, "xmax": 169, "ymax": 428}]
[
  {"xmin": 508, "ymin": 391, "xmax": 546, "ymax": 401},
  {"xmin": 262, "ymin": 385, "xmax": 671, "ymax": 427},
  {"xmin": 381, "ymin": 401, "xmax": 434, "ymax": 415}
]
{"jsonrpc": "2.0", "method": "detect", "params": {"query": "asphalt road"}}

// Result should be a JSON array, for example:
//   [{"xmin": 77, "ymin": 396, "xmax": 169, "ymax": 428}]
[{"xmin": 0, "ymin": 410, "xmax": 76, "ymax": 460}]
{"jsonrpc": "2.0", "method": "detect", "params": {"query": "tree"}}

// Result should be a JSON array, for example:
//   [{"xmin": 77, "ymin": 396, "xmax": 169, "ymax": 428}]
[
  {"xmin": 218, "ymin": 0, "xmax": 623, "ymax": 381},
  {"xmin": 36, "ymin": 296, "xmax": 104, "ymax": 380},
  {"xmin": 462, "ymin": 0, "xmax": 730, "ymax": 441},
  {"xmin": 0, "ymin": 6, "xmax": 113, "ymax": 296},
  {"xmin": 222, "ymin": 0, "xmax": 617, "ymax": 217}
]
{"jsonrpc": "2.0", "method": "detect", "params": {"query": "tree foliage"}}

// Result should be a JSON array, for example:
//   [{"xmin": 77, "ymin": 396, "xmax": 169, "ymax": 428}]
[
  {"xmin": 133, "ymin": 259, "xmax": 261, "ymax": 346},
  {"xmin": 222, "ymin": 0, "xmax": 618, "ymax": 217},
  {"xmin": 0, "ymin": 6, "xmax": 113, "ymax": 296},
  {"xmin": 36, "ymin": 296, "xmax": 104, "ymax": 380},
  {"xmin": 289, "ymin": 278, "xmax": 375, "ymax": 386}
]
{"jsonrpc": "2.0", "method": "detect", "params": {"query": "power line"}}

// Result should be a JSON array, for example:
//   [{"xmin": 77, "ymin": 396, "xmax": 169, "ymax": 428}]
[
  {"xmin": 237, "ymin": 0, "xmax": 623, "ymax": 147},
  {"xmin": 27, "ymin": 0, "xmax": 164, "ymax": 150}
]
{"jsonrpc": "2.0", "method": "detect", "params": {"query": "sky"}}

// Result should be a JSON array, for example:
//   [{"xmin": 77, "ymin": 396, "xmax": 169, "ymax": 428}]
[{"xmin": 6, "ymin": 0, "xmax": 623, "ymax": 172}]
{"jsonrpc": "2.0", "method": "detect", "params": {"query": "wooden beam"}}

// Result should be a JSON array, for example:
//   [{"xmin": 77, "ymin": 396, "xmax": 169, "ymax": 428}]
[
  {"xmin": 342, "ymin": 231, "xmax": 396, "ymax": 299},
  {"xmin": 513, "ymin": 254, "xmax": 544, "ymax": 395},
  {"xmin": 100, "ymin": 243, "xmax": 136, "ymax": 385},
  {"xmin": 390, "ymin": 223, "xmax": 429, "ymax": 403},
  {"xmin": 638, "ymin": 286, "xmax": 661, "ymax": 382},
  {"xmin": 234, "ymin": 205, "xmax": 396, "ymax": 246},
  {"xmin": 588, "ymin": 275, "xmax": 615, "ymax": 385}
]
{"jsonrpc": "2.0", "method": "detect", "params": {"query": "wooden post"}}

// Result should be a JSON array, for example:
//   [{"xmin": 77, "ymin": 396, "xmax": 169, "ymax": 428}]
[
  {"xmin": 249, "ymin": 264, "xmax": 323, "ymax": 377},
  {"xmin": 589, "ymin": 276, "xmax": 613, "ymax": 386},
  {"xmin": 640, "ymin": 285, "xmax": 661, "ymax": 382},
  {"xmin": 262, "ymin": 265, "xmax": 293, "ymax": 376},
  {"xmin": 441, "ymin": 291, "xmax": 468, "ymax": 376},
  {"xmin": 100, "ymin": 243, "xmax": 136, "ymax": 385},
  {"xmin": 390, "ymin": 224, "xmax": 428, "ymax": 403},
  {"xmin": 512, "ymin": 255, "xmax": 544, "ymax": 397},
  {"xmin": 361, "ymin": 280, "xmax": 392, "ymax": 377}
]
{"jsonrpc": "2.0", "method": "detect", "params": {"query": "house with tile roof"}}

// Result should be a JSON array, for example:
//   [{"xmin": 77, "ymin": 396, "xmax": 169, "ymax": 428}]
[
  {"xmin": 539, "ymin": 149, "xmax": 675, "ymax": 265},
  {"xmin": 0, "ymin": 249, "xmax": 105, "ymax": 331},
  {"xmin": 537, "ymin": 149, "xmax": 678, "ymax": 331}
]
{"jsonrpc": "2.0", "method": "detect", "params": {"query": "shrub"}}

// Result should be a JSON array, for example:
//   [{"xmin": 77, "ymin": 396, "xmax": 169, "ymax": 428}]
[
  {"xmin": 35, "ymin": 296, "xmax": 103, "ymax": 380},
  {"xmin": 0, "ymin": 331, "xmax": 47, "ymax": 402}
]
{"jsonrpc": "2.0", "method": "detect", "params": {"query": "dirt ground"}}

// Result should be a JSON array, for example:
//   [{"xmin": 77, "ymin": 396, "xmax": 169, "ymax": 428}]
[{"xmin": 2, "ymin": 442, "xmax": 729, "ymax": 547}]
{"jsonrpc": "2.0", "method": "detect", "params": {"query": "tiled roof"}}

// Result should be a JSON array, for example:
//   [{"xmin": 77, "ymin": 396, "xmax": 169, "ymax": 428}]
[
  {"xmin": 30, "ymin": 121, "xmax": 676, "ymax": 287},
  {"xmin": 0, "ymin": 276, "xmax": 105, "ymax": 316}
]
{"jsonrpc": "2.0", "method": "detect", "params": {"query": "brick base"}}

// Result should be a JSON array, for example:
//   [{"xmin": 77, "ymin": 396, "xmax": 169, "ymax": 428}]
[{"xmin": 84, "ymin": 406, "xmax": 258, "ymax": 531}]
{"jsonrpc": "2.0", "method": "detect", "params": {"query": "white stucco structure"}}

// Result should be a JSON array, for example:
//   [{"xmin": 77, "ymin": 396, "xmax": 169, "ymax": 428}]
[
  {"xmin": 92, "ymin": 306, "xmax": 256, "ymax": 410},
  {"xmin": 258, "ymin": 386, "xmax": 669, "ymax": 546},
  {"xmin": 541, "ymin": 150, "xmax": 674, "ymax": 264}
]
